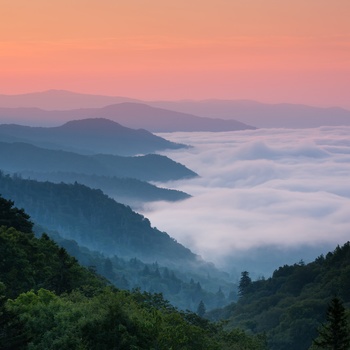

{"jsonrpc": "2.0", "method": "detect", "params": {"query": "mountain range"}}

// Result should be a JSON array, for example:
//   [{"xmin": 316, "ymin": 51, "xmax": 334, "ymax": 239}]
[
  {"xmin": 17, "ymin": 171, "xmax": 191, "ymax": 207},
  {"xmin": 0, "ymin": 173, "xmax": 201, "ymax": 267},
  {"xmin": 152, "ymin": 100, "xmax": 350, "ymax": 128},
  {"xmin": 0, "ymin": 103, "xmax": 254, "ymax": 131},
  {"xmin": 0, "ymin": 118, "xmax": 186, "ymax": 155},
  {"xmin": 0, "ymin": 142, "xmax": 197, "ymax": 182},
  {"xmin": 1, "ymin": 90, "xmax": 350, "ymax": 129}
]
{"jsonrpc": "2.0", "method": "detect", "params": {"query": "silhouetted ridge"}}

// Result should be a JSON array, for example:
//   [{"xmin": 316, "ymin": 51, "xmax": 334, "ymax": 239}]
[
  {"xmin": 0, "ymin": 141, "xmax": 197, "ymax": 181},
  {"xmin": 0, "ymin": 118, "xmax": 187, "ymax": 155}
]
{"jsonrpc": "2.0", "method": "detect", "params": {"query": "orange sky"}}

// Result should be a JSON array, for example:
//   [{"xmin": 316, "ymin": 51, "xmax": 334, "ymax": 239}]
[{"xmin": 1, "ymin": 0, "xmax": 350, "ymax": 107}]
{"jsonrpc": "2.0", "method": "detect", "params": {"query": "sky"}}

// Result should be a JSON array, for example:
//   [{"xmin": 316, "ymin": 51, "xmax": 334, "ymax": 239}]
[
  {"xmin": 1, "ymin": 0, "xmax": 350, "ymax": 108},
  {"xmin": 141, "ymin": 127, "xmax": 350, "ymax": 276}
]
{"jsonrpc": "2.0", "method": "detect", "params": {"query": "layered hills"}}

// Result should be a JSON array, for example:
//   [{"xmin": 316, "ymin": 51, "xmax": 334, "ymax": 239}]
[
  {"xmin": 0, "ymin": 118, "xmax": 186, "ymax": 155},
  {"xmin": 0, "ymin": 142, "xmax": 197, "ymax": 182},
  {"xmin": 1, "ymin": 90, "xmax": 350, "ymax": 129},
  {"xmin": 0, "ymin": 103, "xmax": 255, "ymax": 131},
  {"xmin": 151, "ymin": 99, "xmax": 350, "ymax": 128},
  {"xmin": 0, "ymin": 172, "xmax": 196, "ymax": 265},
  {"xmin": 0, "ymin": 195, "xmax": 266, "ymax": 350},
  {"xmin": 18, "ymin": 171, "xmax": 191, "ymax": 207},
  {"xmin": 208, "ymin": 242, "xmax": 350, "ymax": 350}
]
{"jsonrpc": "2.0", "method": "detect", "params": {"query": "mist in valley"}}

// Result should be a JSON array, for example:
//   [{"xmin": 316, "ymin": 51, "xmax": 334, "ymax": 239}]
[{"xmin": 141, "ymin": 127, "xmax": 350, "ymax": 277}]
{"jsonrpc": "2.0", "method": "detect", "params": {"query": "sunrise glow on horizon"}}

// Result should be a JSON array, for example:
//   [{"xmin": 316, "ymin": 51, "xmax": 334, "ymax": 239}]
[{"xmin": 1, "ymin": 0, "xmax": 350, "ymax": 108}]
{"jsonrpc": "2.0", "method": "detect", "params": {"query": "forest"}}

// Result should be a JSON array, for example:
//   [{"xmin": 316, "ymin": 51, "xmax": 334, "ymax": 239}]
[
  {"xmin": 1, "ymin": 192, "xmax": 349, "ymax": 349},
  {"xmin": 0, "ymin": 195, "xmax": 268, "ymax": 349},
  {"xmin": 0, "ymin": 172, "xmax": 235, "ymax": 311},
  {"xmin": 208, "ymin": 243, "xmax": 350, "ymax": 350}
]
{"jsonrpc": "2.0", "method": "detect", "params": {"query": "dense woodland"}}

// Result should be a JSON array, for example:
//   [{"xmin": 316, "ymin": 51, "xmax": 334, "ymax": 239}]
[
  {"xmin": 0, "ymin": 196, "xmax": 268, "ymax": 349},
  {"xmin": 0, "ymin": 184, "xmax": 349, "ymax": 348},
  {"xmin": 0, "ymin": 172, "xmax": 235, "ymax": 311},
  {"xmin": 0, "ymin": 158, "xmax": 349, "ymax": 348},
  {"xmin": 208, "ymin": 243, "xmax": 350, "ymax": 350},
  {"xmin": 0, "ymin": 172, "xmax": 197, "ymax": 264},
  {"xmin": 0, "ymin": 141, "xmax": 197, "ymax": 181},
  {"xmin": 18, "ymin": 171, "xmax": 190, "ymax": 207}
]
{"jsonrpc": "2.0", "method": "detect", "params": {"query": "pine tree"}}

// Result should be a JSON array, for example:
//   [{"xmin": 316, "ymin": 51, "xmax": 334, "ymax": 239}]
[
  {"xmin": 238, "ymin": 271, "xmax": 252, "ymax": 297},
  {"xmin": 197, "ymin": 300, "xmax": 206, "ymax": 318},
  {"xmin": 313, "ymin": 297, "xmax": 350, "ymax": 350}
]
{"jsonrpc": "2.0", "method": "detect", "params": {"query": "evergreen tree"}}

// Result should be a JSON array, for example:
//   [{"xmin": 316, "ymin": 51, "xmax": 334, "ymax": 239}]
[
  {"xmin": 312, "ymin": 297, "xmax": 350, "ymax": 350},
  {"xmin": 0, "ymin": 195, "xmax": 33, "ymax": 234},
  {"xmin": 238, "ymin": 271, "xmax": 252, "ymax": 297},
  {"xmin": 197, "ymin": 300, "xmax": 206, "ymax": 318}
]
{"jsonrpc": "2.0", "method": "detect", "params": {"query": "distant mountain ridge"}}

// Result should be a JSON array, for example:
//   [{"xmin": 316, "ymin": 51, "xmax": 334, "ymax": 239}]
[
  {"xmin": 0, "ymin": 89, "xmax": 139, "ymax": 109},
  {"xmin": 1, "ymin": 90, "xmax": 349, "ymax": 128},
  {"xmin": 18, "ymin": 171, "xmax": 191, "ymax": 207},
  {"xmin": 0, "ymin": 118, "xmax": 187, "ymax": 155},
  {"xmin": 0, "ymin": 103, "xmax": 255, "ymax": 131},
  {"xmin": 0, "ymin": 173, "xmax": 198, "ymax": 265},
  {"xmin": 0, "ymin": 141, "xmax": 197, "ymax": 182},
  {"xmin": 151, "ymin": 100, "xmax": 350, "ymax": 128}
]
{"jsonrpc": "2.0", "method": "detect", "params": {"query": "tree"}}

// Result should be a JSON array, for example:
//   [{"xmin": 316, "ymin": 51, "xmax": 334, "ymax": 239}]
[
  {"xmin": 0, "ymin": 195, "xmax": 33, "ymax": 233},
  {"xmin": 197, "ymin": 300, "xmax": 206, "ymax": 318},
  {"xmin": 312, "ymin": 297, "xmax": 350, "ymax": 350},
  {"xmin": 238, "ymin": 271, "xmax": 252, "ymax": 297}
]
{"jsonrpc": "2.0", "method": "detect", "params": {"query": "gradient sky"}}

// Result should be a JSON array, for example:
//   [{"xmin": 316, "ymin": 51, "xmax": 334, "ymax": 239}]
[{"xmin": 1, "ymin": 0, "xmax": 350, "ymax": 107}]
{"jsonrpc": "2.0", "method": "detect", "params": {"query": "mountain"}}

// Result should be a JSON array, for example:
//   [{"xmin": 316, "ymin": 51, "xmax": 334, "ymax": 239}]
[
  {"xmin": 0, "ymin": 196, "xmax": 264, "ymax": 350},
  {"xmin": 80, "ymin": 102, "xmax": 255, "ymax": 132},
  {"xmin": 208, "ymin": 242, "xmax": 350, "ymax": 350},
  {"xmin": 0, "ymin": 175, "xmax": 232, "ymax": 312},
  {"xmin": 0, "ymin": 89, "xmax": 139, "ymax": 110},
  {"xmin": 41, "ymin": 226, "xmax": 234, "ymax": 312},
  {"xmin": 0, "ymin": 142, "xmax": 197, "ymax": 182},
  {"xmin": 150, "ymin": 100, "xmax": 350, "ymax": 128},
  {"xmin": 0, "ymin": 118, "xmax": 187, "ymax": 155},
  {"xmin": 0, "ymin": 173, "xmax": 198, "ymax": 266},
  {"xmin": 1, "ymin": 90, "xmax": 350, "ymax": 129},
  {"xmin": 0, "ymin": 103, "xmax": 255, "ymax": 131},
  {"xmin": 18, "ymin": 171, "xmax": 191, "ymax": 207}
]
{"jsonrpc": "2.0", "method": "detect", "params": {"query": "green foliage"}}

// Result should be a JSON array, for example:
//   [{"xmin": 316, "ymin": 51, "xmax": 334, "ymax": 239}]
[
  {"xmin": 197, "ymin": 300, "xmax": 206, "ymax": 317},
  {"xmin": 0, "ymin": 194, "xmax": 33, "ymax": 233},
  {"xmin": 208, "ymin": 242, "xmax": 350, "ymax": 350},
  {"xmin": 238, "ymin": 271, "xmax": 252, "ymax": 297},
  {"xmin": 0, "ymin": 172, "xmax": 196, "ymax": 265},
  {"xmin": 312, "ymin": 297, "xmax": 350, "ymax": 350},
  {"xmin": 0, "ymin": 173, "xmax": 236, "ymax": 311},
  {"xmin": 19, "ymin": 171, "xmax": 191, "ymax": 205},
  {"xmin": 0, "ymin": 197, "xmax": 264, "ymax": 350}
]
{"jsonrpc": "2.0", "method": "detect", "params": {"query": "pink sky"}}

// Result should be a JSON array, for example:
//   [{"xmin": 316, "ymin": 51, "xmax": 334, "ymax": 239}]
[{"xmin": 1, "ymin": 0, "xmax": 350, "ymax": 108}]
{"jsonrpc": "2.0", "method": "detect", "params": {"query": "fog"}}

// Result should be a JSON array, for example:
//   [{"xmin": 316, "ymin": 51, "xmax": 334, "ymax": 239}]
[{"xmin": 140, "ymin": 127, "xmax": 350, "ymax": 276}]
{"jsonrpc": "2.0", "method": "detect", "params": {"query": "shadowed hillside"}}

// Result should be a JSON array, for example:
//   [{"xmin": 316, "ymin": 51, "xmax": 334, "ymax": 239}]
[{"xmin": 0, "ymin": 118, "xmax": 187, "ymax": 155}]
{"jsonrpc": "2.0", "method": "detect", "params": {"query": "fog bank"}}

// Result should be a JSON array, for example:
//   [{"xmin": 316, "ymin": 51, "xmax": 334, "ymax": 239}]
[{"xmin": 141, "ymin": 127, "xmax": 350, "ymax": 276}]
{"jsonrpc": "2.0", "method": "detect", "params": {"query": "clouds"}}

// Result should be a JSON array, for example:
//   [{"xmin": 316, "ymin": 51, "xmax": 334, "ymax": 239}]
[{"xmin": 141, "ymin": 127, "xmax": 350, "ymax": 274}]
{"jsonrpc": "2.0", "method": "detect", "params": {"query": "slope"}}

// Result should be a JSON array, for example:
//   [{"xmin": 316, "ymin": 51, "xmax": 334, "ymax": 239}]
[
  {"xmin": 150, "ymin": 99, "xmax": 350, "ymax": 128},
  {"xmin": 0, "ymin": 142, "xmax": 197, "ymax": 181},
  {"xmin": 18, "ymin": 171, "xmax": 191, "ymax": 207},
  {"xmin": 0, "ymin": 172, "xmax": 198, "ymax": 266},
  {"xmin": 208, "ymin": 242, "xmax": 350, "ymax": 350},
  {"xmin": 0, "ymin": 195, "xmax": 267, "ymax": 350},
  {"xmin": 0, "ymin": 103, "xmax": 255, "ymax": 131},
  {"xmin": 0, "ymin": 118, "xmax": 187, "ymax": 155}
]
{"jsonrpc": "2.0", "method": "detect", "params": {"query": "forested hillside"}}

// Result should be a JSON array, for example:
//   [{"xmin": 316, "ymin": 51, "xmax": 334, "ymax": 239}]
[
  {"xmin": 0, "ymin": 196, "xmax": 268, "ymax": 350},
  {"xmin": 43, "ymin": 227, "xmax": 235, "ymax": 311},
  {"xmin": 0, "ymin": 118, "xmax": 187, "ymax": 155},
  {"xmin": 0, "ymin": 142, "xmax": 197, "ymax": 181},
  {"xmin": 0, "ymin": 172, "xmax": 196, "ymax": 265},
  {"xmin": 208, "ymin": 243, "xmax": 350, "ymax": 350},
  {"xmin": 0, "ymin": 172, "xmax": 234, "ymax": 311},
  {"xmin": 16, "ymin": 171, "xmax": 191, "ymax": 207}
]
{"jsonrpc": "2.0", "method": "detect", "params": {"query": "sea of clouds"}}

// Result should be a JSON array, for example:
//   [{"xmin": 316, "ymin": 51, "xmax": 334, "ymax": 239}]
[{"xmin": 141, "ymin": 127, "xmax": 350, "ymax": 276}]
